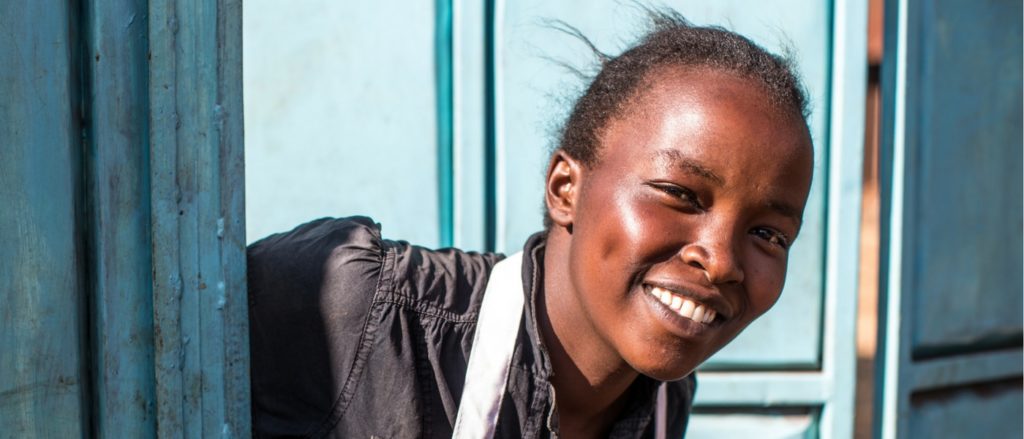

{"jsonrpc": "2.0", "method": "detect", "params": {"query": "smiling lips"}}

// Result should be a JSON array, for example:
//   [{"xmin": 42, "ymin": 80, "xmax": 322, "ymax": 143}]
[{"xmin": 648, "ymin": 286, "xmax": 718, "ymax": 324}]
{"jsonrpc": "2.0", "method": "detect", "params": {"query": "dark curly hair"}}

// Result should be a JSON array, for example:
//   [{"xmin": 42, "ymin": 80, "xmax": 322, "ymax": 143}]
[{"xmin": 544, "ymin": 7, "xmax": 810, "ymax": 228}]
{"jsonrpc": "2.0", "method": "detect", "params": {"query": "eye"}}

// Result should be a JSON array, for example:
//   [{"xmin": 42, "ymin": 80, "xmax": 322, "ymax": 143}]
[
  {"xmin": 649, "ymin": 183, "xmax": 704, "ymax": 210},
  {"xmin": 751, "ymin": 227, "xmax": 791, "ymax": 250}
]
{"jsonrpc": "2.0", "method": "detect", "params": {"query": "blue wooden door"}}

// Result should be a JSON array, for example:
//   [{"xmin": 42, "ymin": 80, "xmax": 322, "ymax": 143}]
[
  {"xmin": 0, "ymin": 3, "xmax": 88, "ymax": 436},
  {"xmin": 1, "ymin": 1, "xmax": 250, "ymax": 437},
  {"xmin": 875, "ymin": 0, "xmax": 1024, "ymax": 437},
  {"xmin": 245, "ymin": 1, "xmax": 867, "ymax": 437}
]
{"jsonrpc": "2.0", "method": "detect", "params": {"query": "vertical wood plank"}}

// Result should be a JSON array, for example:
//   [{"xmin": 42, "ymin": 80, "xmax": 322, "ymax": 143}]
[
  {"xmin": 218, "ymin": 0, "xmax": 251, "ymax": 433},
  {"xmin": 0, "ymin": 2, "xmax": 89, "ymax": 437},
  {"xmin": 85, "ymin": 0, "xmax": 158, "ymax": 436},
  {"xmin": 149, "ymin": 0, "xmax": 250, "ymax": 436}
]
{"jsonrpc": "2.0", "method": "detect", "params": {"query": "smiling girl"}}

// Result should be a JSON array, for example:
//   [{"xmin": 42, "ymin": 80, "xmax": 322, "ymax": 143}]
[{"xmin": 247, "ymin": 9, "xmax": 812, "ymax": 439}]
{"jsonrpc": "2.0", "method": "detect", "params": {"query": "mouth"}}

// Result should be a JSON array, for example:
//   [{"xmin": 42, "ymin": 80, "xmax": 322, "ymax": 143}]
[{"xmin": 642, "ymin": 284, "xmax": 729, "ymax": 329}]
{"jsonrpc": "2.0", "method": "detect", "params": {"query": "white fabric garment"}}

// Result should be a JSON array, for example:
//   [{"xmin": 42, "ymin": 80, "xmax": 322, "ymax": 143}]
[
  {"xmin": 452, "ymin": 252, "xmax": 525, "ymax": 439},
  {"xmin": 452, "ymin": 251, "xmax": 666, "ymax": 438}
]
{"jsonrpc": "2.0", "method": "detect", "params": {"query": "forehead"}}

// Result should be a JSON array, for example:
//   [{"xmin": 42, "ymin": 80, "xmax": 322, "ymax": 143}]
[
  {"xmin": 600, "ymin": 67, "xmax": 812, "ymax": 178},
  {"xmin": 592, "ymin": 66, "xmax": 814, "ymax": 208}
]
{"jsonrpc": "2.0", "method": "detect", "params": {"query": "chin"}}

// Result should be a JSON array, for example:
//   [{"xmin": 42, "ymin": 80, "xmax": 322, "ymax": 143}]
[
  {"xmin": 628, "ymin": 348, "xmax": 705, "ymax": 382},
  {"xmin": 637, "ymin": 363, "xmax": 698, "ymax": 382}
]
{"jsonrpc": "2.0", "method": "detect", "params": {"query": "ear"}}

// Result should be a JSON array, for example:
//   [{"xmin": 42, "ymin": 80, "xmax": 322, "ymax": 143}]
[{"xmin": 544, "ymin": 150, "xmax": 583, "ymax": 230}]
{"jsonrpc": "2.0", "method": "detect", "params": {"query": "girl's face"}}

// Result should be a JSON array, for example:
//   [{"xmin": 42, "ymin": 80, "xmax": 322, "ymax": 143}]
[{"xmin": 556, "ymin": 67, "xmax": 813, "ymax": 380}]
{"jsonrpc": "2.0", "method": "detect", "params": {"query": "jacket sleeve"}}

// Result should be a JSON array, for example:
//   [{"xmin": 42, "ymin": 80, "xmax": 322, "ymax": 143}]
[{"xmin": 247, "ymin": 216, "xmax": 385, "ymax": 437}]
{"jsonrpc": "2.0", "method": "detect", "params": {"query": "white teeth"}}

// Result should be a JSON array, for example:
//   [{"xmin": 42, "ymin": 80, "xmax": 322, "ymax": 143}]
[
  {"xmin": 692, "ymin": 305, "xmax": 706, "ymax": 323},
  {"xmin": 669, "ymin": 295, "xmax": 682, "ymax": 311},
  {"xmin": 658, "ymin": 290, "xmax": 672, "ymax": 305},
  {"xmin": 649, "ymin": 287, "xmax": 716, "ymax": 325},
  {"xmin": 678, "ymin": 299, "xmax": 696, "ymax": 320},
  {"xmin": 704, "ymin": 310, "xmax": 716, "ymax": 324}
]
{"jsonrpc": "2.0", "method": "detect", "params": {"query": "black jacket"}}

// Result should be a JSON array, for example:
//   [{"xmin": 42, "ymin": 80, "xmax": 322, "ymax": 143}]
[{"xmin": 248, "ymin": 217, "xmax": 695, "ymax": 438}]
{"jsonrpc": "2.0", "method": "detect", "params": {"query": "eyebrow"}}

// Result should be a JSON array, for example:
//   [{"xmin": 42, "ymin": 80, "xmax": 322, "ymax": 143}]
[
  {"xmin": 655, "ymin": 149, "xmax": 804, "ymax": 227},
  {"xmin": 768, "ymin": 200, "xmax": 804, "ymax": 227},
  {"xmin": 655, "ymin": 150, "xmax": 725, "ymax": 186}
]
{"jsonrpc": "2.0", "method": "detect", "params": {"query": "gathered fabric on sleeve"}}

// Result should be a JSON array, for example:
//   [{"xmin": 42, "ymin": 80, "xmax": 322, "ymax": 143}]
[{"xmin": 247, "ymin": 216, "xmax": 385, "ymax": 437}]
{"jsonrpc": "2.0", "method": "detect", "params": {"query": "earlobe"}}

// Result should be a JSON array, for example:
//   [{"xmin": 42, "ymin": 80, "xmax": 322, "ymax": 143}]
[{"xmin": 544, "ymin": 150, "xmax": 581, "ymax": 229}]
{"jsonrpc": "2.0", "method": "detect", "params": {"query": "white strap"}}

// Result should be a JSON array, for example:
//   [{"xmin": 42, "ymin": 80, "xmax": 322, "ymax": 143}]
[
  {"xmin": 655, "ymin": 382, "xmax": 667, "ymax": 439},
  {"xmin": 452, "ymin": 252, "xmax": 525, "ymax": 439}
]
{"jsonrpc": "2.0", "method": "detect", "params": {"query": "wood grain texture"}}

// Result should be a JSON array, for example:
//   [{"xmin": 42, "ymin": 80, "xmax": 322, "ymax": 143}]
[
  {"xmin": 85, "ymin": 0, "xmax": 158, "ymax": 436},
  {"xmin": 149, "ymin": 0, "xmax": 250, "ymax": 436},
  {"xmin": 0, "ymin": 2, "xmax": 89, "ymax": 437}
]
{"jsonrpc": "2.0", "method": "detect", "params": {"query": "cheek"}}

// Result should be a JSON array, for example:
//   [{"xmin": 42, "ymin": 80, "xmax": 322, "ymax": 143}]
[
  {"xmin": 742, "ymin": 254, "xmax": 788, "ymax": 317},
  {"xmin": 578, "ymin": 183, "xmax": 652, "ymax": 264}
]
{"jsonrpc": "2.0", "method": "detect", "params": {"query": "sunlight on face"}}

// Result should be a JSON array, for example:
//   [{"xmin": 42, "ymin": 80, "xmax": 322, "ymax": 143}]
[{"xmin": 567, "ymin": 66, "xmax": 814, "ymax": 380}]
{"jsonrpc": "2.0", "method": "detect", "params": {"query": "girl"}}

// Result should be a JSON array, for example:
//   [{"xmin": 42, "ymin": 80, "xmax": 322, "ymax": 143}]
[{"xmin": 248, "ymin": 10, "xmax": 812, "ymax": 439}]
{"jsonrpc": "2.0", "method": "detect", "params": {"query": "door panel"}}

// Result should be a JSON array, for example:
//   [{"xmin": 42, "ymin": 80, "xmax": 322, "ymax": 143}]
[
  {"xmin": 243, "ymin": 0, "xmax": 442, "ymax": 246},
  {"xmin": 876, "ymin": 0, "xmax": 1023, "ymax": 437},
  {"xmin": 908, "ymin": 379, "xmax": 1023, "ymax": 438},
  {"xmin": 905, "ymin": 0, "xmax": 1023, "ymax": 356}
]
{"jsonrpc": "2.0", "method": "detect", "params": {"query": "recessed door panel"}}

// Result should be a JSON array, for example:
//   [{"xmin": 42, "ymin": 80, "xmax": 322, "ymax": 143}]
[
  {"xmin": 905, "ymin": 0, "xmax": 1023, "ymax": 357},
  {"xmin": 244, "ymin": 0, "xmax": 441, "ymax": 245}
]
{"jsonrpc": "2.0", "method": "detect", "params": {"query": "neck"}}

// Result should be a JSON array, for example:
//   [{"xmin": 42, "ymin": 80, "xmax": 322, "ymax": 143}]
[{"xmin": 539, "ymin": 229, "xmax": 639, "ymax": 435}]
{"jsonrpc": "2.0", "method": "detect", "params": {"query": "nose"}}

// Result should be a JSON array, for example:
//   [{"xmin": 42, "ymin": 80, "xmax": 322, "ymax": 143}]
[{"xmin": 679, "ymin": 229, "xmax": 745, "ymax": 285}]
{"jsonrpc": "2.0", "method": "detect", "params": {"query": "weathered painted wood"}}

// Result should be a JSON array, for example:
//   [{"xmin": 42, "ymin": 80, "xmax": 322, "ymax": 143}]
[
  {"xmin": 907, "ymin": 379, "xmax": 1023, "ymax": 439},
  {"xmin": 149, "ymin": 0, "xmax": 251, "ymax": 436},
  {"xmin": 242, "ymin": 0, "xmax": 442, "ymax": 246},
  {"xmin": 0, "ymin": 2, "xmax": 89, "ymax": 437},
  {"xmin": 876, "ymin": 0, "xmax": 1023, "ymax": 437},
  {"xmin": 85, "ymin": 0, "xmax": 158, "ymax": 436},
  {"xmin": 910, "ymin": 349, "xmax": 1023, "ymax": 391}
]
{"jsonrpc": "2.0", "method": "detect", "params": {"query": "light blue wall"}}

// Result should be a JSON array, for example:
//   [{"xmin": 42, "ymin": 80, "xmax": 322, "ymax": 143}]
[{"xmin": 243, "ymin": 0, "xmax": 443, "ymax": 246}]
